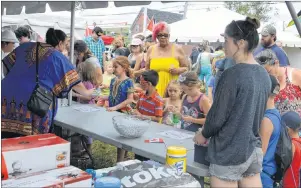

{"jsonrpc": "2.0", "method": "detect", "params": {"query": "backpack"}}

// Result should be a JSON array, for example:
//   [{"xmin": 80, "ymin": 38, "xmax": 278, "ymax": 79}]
[{"xmin": 264, "ymin": 119, "xmax": 293, "ymax": 186}]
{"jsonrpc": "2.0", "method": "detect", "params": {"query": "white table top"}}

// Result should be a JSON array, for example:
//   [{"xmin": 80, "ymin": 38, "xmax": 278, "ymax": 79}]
[{"xmin": 54, "ymin": 103, "xmax": 209, "ymax": 177}]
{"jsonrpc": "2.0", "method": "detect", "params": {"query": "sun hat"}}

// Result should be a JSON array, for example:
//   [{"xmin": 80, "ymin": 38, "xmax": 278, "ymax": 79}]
[
  {"xmin": 130, "ymin": 38, "xmax": 142, "ymax": 46},
  {"xmin": 1, "ymin": 30, "xmax": 19, "ymax": 43},
  {"xmin": 255, "ymin": 49, "xmax": 278, "ymax": 66}
]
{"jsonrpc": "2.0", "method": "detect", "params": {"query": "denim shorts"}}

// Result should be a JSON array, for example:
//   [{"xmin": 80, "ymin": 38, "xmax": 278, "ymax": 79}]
[{"xmin": 209, "ymin": 147, "xmax": 263, "ymax": 181}]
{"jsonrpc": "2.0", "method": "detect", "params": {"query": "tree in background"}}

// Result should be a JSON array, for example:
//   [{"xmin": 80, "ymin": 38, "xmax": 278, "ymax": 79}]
[{"xmin": 224, "ymin": 2, "xmax": 279, "ymax": 22}]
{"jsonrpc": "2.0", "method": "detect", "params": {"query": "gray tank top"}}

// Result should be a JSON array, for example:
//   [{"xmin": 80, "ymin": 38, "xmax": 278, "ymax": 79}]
[{"xmin": 181, "ymin": 94, "xmax": 205, "ymax": 132}]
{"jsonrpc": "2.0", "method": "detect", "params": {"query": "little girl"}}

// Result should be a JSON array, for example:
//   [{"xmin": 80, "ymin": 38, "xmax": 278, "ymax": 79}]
[
  {"xmin": 97, "ymin": 61, "xmax": 115, "ymax": 107},
  {"xmin": 178, "ymin": 71, "xmax": 211, "ymax": 132},
  {"xmin": 73, "ymin": 58, "xmax": 102, "ymax": 153},
  {"xmin": 162, "ymin": 80, "xmax": 183, "ymax": 127},
  {"xmin": 98, "ymin": 56, "xmax": 134, "ymax": 162},
  {"xmin": 74, "ymin": 58, "xmax": 102, "ymax": 104}
]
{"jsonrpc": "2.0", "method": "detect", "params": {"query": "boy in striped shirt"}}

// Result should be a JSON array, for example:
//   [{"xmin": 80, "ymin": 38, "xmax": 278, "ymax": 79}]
[{"xmin": 134, "ymin": 70, "xmax": 164, "ymax": 123}]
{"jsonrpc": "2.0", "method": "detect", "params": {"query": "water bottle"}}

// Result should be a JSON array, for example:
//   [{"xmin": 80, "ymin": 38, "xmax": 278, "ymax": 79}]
[
  {"xmin": 94, "ymin": 177, "xmax": 121, "ymax": 188},
  {"xmin": 172, "ymin": 114, "xmax": 181, "ymax": 129}
]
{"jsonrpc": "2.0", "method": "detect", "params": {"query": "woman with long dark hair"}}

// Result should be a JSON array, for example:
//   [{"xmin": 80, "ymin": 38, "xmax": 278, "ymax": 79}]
[{"xmin": 1, "ymin": 28, "xmax": 94, "ymax": 138}]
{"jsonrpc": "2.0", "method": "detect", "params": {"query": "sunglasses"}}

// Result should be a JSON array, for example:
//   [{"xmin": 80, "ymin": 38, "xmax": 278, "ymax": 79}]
[
  {"xmin": 157, "ymin": 33, "xmax": 169, "ymax": 39},
  {"xmin": 131, "ymin": 45, "xmax": 139, "ymax": 48}
]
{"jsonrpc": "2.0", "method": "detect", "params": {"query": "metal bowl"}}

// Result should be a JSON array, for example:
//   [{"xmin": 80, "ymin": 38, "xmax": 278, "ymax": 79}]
[{"xmin": 112, "ymin": 115, "xmax": 151, "ymax": 138}]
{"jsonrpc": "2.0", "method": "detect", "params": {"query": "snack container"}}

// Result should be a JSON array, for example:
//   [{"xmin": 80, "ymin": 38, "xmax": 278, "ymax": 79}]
[
  {"xmin": 1, "ymin": 133, "xmax": 70, "ymax": 180},
  {"xmin": 2, "ymin": 166, "xmax": 91, "ymax": 187},
  {"xmin": 166, "ymin": 146, "xmax": 187, "ymax": 175}
]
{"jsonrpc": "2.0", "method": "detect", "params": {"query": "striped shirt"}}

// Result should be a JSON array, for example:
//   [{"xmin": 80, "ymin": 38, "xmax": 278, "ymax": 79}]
[
  {"xmin": 137, "ymin": 91, "xmax": 164, "ymax": 117},
  {"xmin": 84, "ymin": 36, "xmax": 105, "ymax": 67}
]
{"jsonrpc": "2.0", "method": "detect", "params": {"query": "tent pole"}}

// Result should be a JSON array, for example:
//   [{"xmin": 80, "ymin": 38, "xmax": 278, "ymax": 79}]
[
  {"xmin": 143, "ymin": 7, "xmax": 148, "ymax": 36},
  {"xmin": 68, "ymin": 1, "xmax": 76, "ymax": 106},
  {"xmin": 285, "ymin": 1, "xmax": 301, "ymax": 37},
  {"xmin": 183, "ymin": 2, "xmax": 188, "ymax": 19}
]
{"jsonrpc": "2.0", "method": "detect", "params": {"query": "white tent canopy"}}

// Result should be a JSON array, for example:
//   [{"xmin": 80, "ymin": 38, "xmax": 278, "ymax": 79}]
[
  {"xmin": 170, "ymin": 8, "xmax": 245, "ymax": 43},
  {"xmin": 2, "ymin": 11, "xmax": 132, "ymax": 40},
  {"xmin": 2, "ymin": 14, "xmax": 86, "ymax": 39},
  {"xmin": 170, "ymin": 8, "xmax": 301, "ymax": 47}
]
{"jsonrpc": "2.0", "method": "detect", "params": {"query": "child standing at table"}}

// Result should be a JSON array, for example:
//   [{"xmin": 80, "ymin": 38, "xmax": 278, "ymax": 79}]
[
  {"xmin": 97, "ymin": 61, "xmax": 115, "ymax": 107},
  {"xmin": 133, "ymin": 70, "xmax": 164, "ymax": 123},
  {"xmin": 99, "ymin": 56, "xmax": 135, "ymax": 162},
  {"xmin": 133, "ymin": 70, "xmax": 164, "ymax": 162},
  {"xmin": 178, "ymin": 71, "xmax": 211, "ymax": 132},
  {"xmin": 73, "ymin": 58, "xmax": 103, "ymax": 153},
  {"xmin": 162, "ymin": 80, "xmax": 183, "ymax": 127},
  {"xmin": 74, "ymin": 58, "xmax": 102, "ymax": 104}
]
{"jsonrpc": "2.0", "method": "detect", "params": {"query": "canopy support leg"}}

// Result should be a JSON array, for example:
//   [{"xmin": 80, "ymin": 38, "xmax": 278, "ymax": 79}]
[
  {"xmin": 286, "ymin": 1, "xmax": 301, "ymax": 37},
  {"xmin": 68, "ymin": 1, "xmax": 76, "ymax": 106}
]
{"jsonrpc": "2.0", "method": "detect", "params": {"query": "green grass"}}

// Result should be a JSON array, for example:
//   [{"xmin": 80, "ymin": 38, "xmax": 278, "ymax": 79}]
[
  {"xmin": 91, "ymin": 140, "xmax": 210, "ymax": 187},
  {"xmin": 91, "ymin": 140, "xmax": 134, "ymax": 169},
  {"xmin": 205, "ymin": 177, "xmax": 210, "ymax": 188}
]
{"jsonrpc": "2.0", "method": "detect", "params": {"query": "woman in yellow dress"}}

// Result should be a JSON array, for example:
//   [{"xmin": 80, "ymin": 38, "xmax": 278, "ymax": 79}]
[{"xmin": 146, "ymin": 22, "xmax": 188, "ymax": 97}]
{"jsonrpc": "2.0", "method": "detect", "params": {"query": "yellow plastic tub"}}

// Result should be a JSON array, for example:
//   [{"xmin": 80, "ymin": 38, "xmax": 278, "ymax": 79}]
[{"xmin": 166, "ymin": 146, "xmax": 187, "ymax": 174}]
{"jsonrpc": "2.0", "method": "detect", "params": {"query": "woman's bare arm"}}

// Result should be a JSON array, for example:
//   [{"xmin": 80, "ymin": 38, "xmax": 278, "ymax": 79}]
[
  {"xmin": 292, "ymin": 68, "xmax": 301, "ymax": 88},
  {"xmin": 133, "ymin": 54, "xmax": 146, "ymax": 77},
  {"xmin": 260, "ymin": 117, "xmax": 274, "ymax": 155},
  {"xmin": 145, "ymin": 46, "xmax": 153, "ymax": 70},
  {"xmin": 176, "ymin": 45, "xmax": 188, "ymax": 74}
]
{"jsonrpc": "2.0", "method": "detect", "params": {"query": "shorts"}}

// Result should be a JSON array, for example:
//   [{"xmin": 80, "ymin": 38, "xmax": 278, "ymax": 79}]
[{"xmin": 209, "ymin": 147, "xmax": 263, "ymax": 182}]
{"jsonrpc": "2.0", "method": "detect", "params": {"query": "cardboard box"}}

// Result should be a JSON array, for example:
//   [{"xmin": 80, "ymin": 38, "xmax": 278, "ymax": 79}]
[
  {"xmin": 2, "ymin": 133, "xmax": 70, "ymax": 180},
  {"xmin": 2, "ymin": 166, "xmax": 92, "ymax": 187}
]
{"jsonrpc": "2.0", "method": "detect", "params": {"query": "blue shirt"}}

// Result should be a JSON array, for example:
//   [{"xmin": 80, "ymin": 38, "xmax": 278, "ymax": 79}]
[
  {"xmin": 109, "ymin": 78, "xmax": 134, "ymax": 108},
  {"xmin": 208, "ymin": 76, "xmax": 215, "ymax": 99},
  {"xmin": 84, "ymin": 36, "xmax": 105, "ymax": 67},
  {"xmin": 2, "ymin": 42, "xmax": 80, "ymax": 135},
  {"xmin": 253, "ymin": 44, "xmax": 289, "ymax": 67},
  {"xmin": 262, "ymin": 108, "xmax": 281, "ymax": 176}
]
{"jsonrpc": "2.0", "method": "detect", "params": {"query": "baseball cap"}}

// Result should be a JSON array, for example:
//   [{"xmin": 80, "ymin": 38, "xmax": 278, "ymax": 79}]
[
  {"xmin": 255, "ymin": 49, "xmax": 278, "ymax": 65},
  {"xmin": 282, "ymin": 111, "xmax": 301, "ymax": 131},
  {"xmin": 130, "ymin": 38, "xmax": 142, "ymax": 46},
  {"xmin": 1, "ymin": 30, "xmax": 19, "ymax": 43},
  {"xmin": 260, "ymin": 25, "xmax": 276, "ymax": 37}
]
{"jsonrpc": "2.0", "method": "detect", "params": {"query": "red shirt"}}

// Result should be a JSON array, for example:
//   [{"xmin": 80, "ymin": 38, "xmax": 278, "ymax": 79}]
[
  {"xmin": 137, "ymin": 91, "xmax": 164, "ymax": 117},
  {"xmin": 283, "ymin": 137, "xmax": 301, "ymax": 188}
]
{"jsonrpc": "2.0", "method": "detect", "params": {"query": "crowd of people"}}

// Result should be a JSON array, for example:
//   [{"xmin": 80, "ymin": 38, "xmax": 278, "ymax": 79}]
[{"xmin": 1, "ymin": 16, "xmax": 301, "ymax": 188}]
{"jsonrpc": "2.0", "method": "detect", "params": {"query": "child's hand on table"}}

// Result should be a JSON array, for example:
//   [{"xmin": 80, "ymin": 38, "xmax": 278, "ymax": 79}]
[{"xmin": 106, "ymin": 106, "xmax": 117, "ymax": 112}]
